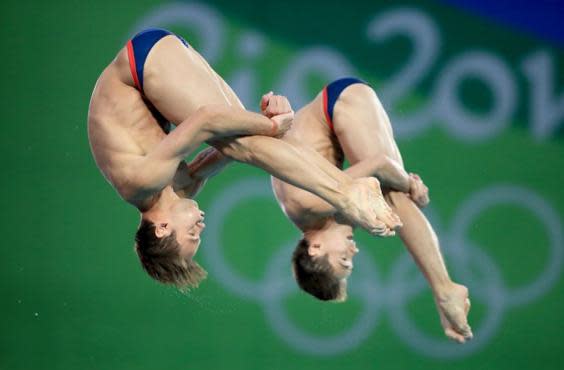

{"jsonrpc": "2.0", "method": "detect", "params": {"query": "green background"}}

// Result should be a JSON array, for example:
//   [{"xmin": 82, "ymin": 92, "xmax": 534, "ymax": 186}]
[{"xmin": 2, "ymin": 0, "xmax": 563, "ymax": 369}]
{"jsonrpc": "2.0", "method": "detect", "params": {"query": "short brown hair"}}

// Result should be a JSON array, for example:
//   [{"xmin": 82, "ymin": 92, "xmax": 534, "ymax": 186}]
[
  {"xmin": 134, "ymin": 219, "xmax": 207, "ymax": 290},
  {"xmin": 291, "ymin": 238, "xmax": 347, "ymax": 301}
]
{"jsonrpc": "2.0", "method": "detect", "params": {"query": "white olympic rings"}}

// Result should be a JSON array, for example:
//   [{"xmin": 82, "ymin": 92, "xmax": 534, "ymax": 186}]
[{"xmin": 202, "ymin": 178, "xmax": 562, "ymax": 358}]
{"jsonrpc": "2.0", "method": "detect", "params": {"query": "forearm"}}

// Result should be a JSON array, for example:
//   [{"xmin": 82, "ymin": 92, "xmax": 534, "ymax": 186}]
[
  {"xmin": 345, "ymin": 155, "xmax": 410, "ymax": 193},
  {"xmin": 213, "ymin": 136, "xmax": 351, "ymax": 209},
  {"xmin": 172, "ymin": 148, "xmax": 232, "ymax": 198},
  {"xmin": 187, "ymin": 147, "xmax": 232, "ymax": 180},
  {"xmin": 203, "ymin": 105, "xmax": 278, "ymax": 138},
  {"xmin": 151, "ymin": 105, "xmax": 278, "ymax": 161}
]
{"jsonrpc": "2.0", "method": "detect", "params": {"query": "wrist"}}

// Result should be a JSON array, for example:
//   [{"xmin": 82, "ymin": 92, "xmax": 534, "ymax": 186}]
[
  {"xmin": 406, "ymin": 176, "xmax": 415, "ymax": 194},
  {"xmin": 270, "ymin": 118, "xmax": 279, "ymax": 136}
]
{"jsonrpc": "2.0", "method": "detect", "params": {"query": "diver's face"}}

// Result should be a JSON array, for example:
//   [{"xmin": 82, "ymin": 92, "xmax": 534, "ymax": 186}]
[
  {"xmin": 323, "ymin": 234, "xmax": 359, "ymax": 279},
  {"xmin": 309, "ymin": 226, "xmax": 359, "ymax": 279},
  {"xmin": 169, "ymin": 199, "xmax": 206, "ymax": 258}
]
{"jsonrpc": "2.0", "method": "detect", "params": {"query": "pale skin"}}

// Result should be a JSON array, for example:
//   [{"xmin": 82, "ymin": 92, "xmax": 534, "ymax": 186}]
[
  {"xmin": 271, "ymin": 83, "xmax": 473, "ymax": 343},
  {"xmin": 88, "ymin": 35, "xmax": 401, "ymax": 262}
]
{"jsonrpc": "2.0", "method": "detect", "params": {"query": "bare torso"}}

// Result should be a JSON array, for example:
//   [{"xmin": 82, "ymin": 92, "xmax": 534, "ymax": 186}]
[
  {"xmin": 272, "ymin": 83, "xmax": 405, "ymax": 232},
  {"xmin": 88, "ymin": 37, "xmax": 240, "ymax": 204},
  {"xmin": 89, "ymin": 35, "xmax": 400, "ymax": 236},
  {"xmin": 271, "ymin": 93, "xmax": 342, "ymax": 230}
]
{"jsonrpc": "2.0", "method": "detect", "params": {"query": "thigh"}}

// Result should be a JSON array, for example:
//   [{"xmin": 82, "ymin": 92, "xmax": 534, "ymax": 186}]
[
  {"xmin": 142, "ymin": 35, "xmax": 234, "ymax": 125},
  {"xmin": 332, "ymin": 84, "xmax": 404, "ymax": 167}
]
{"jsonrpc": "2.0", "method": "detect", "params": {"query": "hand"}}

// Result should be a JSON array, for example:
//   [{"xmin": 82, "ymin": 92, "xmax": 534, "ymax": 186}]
[
  {"xmin": 270, "ymin": 111, "xmax": 294, "ymax": 137},
  {"xmin": 340, "ymin": 177, "xmax": 403, "ymax": 237},
  {"xmin": 260, "ymin": 91, "xmax": 294, "ymax": 118},
  {"xmin": 408, "ymin": 173, "xmax": 429, "ymax": 208}
]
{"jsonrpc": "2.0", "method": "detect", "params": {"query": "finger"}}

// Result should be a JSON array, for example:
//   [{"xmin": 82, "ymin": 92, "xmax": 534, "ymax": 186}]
[
  {"xmin": 272, "ymin": 96, "xmax": 281, "ymax": 114},
  {"xmin": 279, "ymin": 97, "xmax": 292, "ymax": 113},
  {"xmin": 265, "ymin": 99, "xmax": 278, "ymax": 117},
  {"xmin": 260, "ymin": 92, "xmax": 273, "ymax": 112}
]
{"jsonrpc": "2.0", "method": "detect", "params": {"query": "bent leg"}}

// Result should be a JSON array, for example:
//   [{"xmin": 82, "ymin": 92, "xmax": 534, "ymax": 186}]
[
  {"xmin": 331, "ymin": 83, "xmax": 403, "ymax": 166},
  {"xmin": 329, "ymin": 84, "xmax": 411, "ymax": 192},
  {"xmin": 139, "ymin": 36, "xmax": 397, "ymax": 234},
  {"xmin": 142, "ymin": 35, "xmax": 237, "ymax": 124},
  {"xmin": 331, "ymin": 83, "xmax": 472, "ymax": 342}
]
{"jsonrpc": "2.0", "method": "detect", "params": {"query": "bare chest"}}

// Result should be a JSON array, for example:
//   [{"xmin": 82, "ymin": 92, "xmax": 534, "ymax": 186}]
[{"xmin": 87, "ymin": 71, "xmax": 170, "ymax": 197}]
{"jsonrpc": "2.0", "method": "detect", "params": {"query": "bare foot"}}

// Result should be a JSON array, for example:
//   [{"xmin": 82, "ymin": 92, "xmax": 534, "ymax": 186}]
[
  {"xmin": 340, "ymin": 177, "xmax": 402, "ymax": 236},
  {"xmin": 435, "ymin": 283, "xmax": 473, "ymax": 343}
]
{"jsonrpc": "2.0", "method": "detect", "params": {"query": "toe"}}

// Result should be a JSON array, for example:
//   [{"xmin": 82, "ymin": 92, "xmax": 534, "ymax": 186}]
[{"xmin": 445, "ymin": 328, "xmax": 465, "ymax": 344}]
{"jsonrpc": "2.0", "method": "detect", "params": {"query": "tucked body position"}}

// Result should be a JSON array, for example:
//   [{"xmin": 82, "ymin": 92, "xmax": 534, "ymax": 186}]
[
  {"xmin": 88, "ymin": 30, "xmax": 401, "ymax": 291},
  {"xmin": 272, "ymin": 78, "xmax": 473, "ymax": 343}
]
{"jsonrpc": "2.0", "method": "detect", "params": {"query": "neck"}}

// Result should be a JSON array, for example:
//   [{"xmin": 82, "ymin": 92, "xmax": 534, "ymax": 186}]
[
  {"xmin": 140, "ymin": 186, "xmax": 177, "ymax": 220},
  {"xmin": 304, "ymin": 217, "xmax": 337, "ymax": 238}
]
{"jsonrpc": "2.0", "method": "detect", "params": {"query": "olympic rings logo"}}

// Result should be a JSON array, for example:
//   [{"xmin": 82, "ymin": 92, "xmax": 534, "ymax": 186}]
[{"xmin": 201, "ymin": 178, "xmax": 563, "ymax": 358}]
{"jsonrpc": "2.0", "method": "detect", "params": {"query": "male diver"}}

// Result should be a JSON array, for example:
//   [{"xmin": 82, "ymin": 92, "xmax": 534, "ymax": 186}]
[{"xmin": 271, "ymin": 78, "xmax": 473, "ymax": 343}]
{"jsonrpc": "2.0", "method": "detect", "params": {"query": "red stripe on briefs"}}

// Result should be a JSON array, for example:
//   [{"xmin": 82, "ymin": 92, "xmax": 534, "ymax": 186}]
[
  {"xmin": 126, "ymin": 40, "xmax": 141, "ymax": 91},
  {"xmin": 322, "ymin": 87, "xmax": 334, "ymax": 132}
]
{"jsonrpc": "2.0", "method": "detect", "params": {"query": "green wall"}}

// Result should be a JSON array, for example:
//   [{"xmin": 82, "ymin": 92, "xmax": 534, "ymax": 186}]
[{"xmin": 1, "ymin": 1, "xmax": 563, "ymax": 369}]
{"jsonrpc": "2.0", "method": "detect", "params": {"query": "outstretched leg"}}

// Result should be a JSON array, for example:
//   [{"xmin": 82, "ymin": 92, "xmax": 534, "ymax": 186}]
[
  {"xmin": 385, "ymin": 191, "xmax": 472, "ymax": 342},
  {"xmin": 330, "ymin": 82, "xmax": 472, "ymax": 342}
]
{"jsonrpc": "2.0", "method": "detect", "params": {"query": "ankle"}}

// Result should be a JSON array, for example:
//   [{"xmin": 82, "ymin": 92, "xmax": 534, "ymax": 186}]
[{"xmin": 434, "ymin": 281, "xmax": 462, "ymax": 302}]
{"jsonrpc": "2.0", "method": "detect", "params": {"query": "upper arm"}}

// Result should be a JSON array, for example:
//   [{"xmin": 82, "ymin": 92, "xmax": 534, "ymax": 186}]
[
  {"xmin": 125, "ymin": 107, "xmax": 215, "ymax": 198},
  {"xmin": 124, "ymin": 154, "xmax": 184, "ymax": 201}
]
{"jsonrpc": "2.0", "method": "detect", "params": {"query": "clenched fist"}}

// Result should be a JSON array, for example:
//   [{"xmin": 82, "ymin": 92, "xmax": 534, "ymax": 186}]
[
  {"xmin": 408, "ymin": 173, "xmax": 429, "ymax": 208},
  {"xmin": 260, "ymin": 91, "xmax": 294, "ymax": 137}
]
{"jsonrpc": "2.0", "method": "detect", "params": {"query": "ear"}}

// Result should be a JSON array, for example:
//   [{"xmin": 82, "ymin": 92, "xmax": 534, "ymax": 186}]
[
  {"xmin": 308, "ymin": 243, "xmax": 322, "ymax": 257},
  {"xmin": 154, "ymin": 223, "xmax": 171, "ymax": 238}
]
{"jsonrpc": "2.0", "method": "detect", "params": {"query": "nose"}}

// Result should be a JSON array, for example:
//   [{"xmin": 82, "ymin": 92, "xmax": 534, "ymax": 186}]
[{"xmin": 351, "ymin": 245, "xmax": 359, "ymax": 255}]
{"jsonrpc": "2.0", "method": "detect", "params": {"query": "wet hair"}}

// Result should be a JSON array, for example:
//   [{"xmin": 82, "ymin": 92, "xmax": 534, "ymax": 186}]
[
  {"xmin": 134, "ymin": 219, "xmax": 207, "ymax": 290},
  {"xmin": 291, "ymin": 238, "xmax": 347, "ymax": 301}
]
